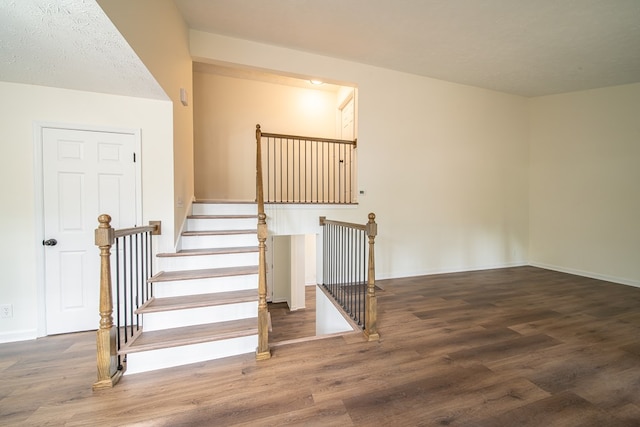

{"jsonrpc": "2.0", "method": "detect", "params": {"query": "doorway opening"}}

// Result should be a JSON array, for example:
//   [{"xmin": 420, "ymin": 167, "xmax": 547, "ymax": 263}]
[{"xmin": 268, "ymin": 234, "xmax": 356, "ymax": 345}]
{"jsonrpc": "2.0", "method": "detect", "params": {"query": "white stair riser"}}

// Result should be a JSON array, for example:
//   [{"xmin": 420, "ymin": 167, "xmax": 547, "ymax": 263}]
[
  {"xmin": 181, "ymin": 234, "xmax": 257, "ymax": 249},
  {"xmin": 153, "ymin": 275, "xmax": 258, "ymax": 298},
  {"xmin": 157, "ymin": 252, "xmax": 258, "ymax": 271},
  {"xmin": 124, "ymin": 334, "xmax": 258, "ymax": 375},
  {"xmin": 192, "ymin": 203, "xmax": 257, "ymax": 216},
  {"xmin": 187, "ymin": 217, "xmax": 257, "ymax": 231},
  {"xmin": 144, "ymin": 301, "xmax": 257, "ymax": 331}
]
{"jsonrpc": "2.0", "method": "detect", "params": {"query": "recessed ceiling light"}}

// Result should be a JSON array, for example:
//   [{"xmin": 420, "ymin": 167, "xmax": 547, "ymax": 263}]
[{"xmin": 310, "ymin": 80, "xmax": 323, "ymax": 85}]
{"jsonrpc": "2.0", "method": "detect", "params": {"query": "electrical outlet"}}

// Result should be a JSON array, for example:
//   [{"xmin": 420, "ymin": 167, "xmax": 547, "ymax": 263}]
[{"xmin": 0, "ymin": 304, "xmax": 12, "ymax": 319}]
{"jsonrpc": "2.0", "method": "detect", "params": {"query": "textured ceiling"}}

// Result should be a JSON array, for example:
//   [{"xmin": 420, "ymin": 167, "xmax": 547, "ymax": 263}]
[
  {"xmin": 0, "ymin": 0, "xmax": 166, "ymax": 99},
  {"xmin": 1, "ymin": 1, "xmax": 639, "ymax": 98},
  {"xmin": 175, "ymin": 0, "xmax": 640, "ymax": 97}
]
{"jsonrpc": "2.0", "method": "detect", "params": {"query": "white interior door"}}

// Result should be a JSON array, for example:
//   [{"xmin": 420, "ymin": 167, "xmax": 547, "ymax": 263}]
[
  {"xmin": 339, "ymin": 94, "xmax": 355, "ymax": 202},
  {"xmin": 42, "ymin": 127, "xmax": 137, "ymax": 335},
  {"xmin": 340, "ymin": 95, "xmax": 355, "ymax": 141}
]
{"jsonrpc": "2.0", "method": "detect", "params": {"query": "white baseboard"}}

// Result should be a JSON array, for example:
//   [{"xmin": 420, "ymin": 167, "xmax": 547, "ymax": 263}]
[
  {"xmin": 0, "ymin": 329, "xmax": 37, "ymax": 344},
  {"xmin": 529, "ymin": 262, "xmax": 640, "ymax": 288},
  {"xmin": 376, "ymin": 261, "xmax": 529, "ymax": 281},
  {"xmin": 376, "ymin": 262, "xmax": 639, "ymax": 288}
]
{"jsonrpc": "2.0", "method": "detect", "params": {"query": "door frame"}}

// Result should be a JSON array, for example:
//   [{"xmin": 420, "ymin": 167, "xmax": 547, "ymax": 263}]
[{"xmin": 33, "ymin": 122, "xmax": 142, "ymax": 337}]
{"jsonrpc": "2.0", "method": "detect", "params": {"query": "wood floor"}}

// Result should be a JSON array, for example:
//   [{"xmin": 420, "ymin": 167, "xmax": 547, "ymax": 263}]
[
  {"xmin": 2, "ymin": 266, "xmax": 640, "ymax": 426},
  {"xmin": 268, "ymin": 286, "xmax": 319, "ymax": 344}
]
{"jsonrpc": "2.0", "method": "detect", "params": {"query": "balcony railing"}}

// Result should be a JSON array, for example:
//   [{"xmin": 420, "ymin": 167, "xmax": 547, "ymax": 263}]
[{"xmin": 256, "ymin": 124, "xmax": 357, "ymax": 204}]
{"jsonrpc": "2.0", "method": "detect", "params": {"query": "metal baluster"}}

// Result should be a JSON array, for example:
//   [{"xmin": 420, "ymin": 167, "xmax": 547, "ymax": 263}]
[
  {"xmin": 115, "ymin": 237, "xmax": 122, "ymax": 363},
  {"xmin": 128, "ymin": 235, "xmax": 134, "ymax": 339}
]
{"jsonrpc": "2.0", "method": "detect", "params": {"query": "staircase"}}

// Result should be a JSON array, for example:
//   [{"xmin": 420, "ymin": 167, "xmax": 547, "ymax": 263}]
[{"xmin": 121, "ymin": 202, "xmax": 261, "ymax": 375}]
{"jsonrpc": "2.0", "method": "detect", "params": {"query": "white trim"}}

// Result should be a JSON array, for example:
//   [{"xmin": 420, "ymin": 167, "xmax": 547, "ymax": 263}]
[
  {"xmin": 338, "ymin": 89, "xmax": 354, "ymax": 111},
  {"xmin": 529, "ymin": 262, "xmax": 640, "ymax": 288},
  {"xmin": 0, "ymin": 329, "xmax": 37, "ymax": 344},
  {"xmin": 374, "ymin": 261, "xmax": 529, "ymax": 281},
  {"xmin": 372, "ymin": 261, "xmax": 639, "ymax": 288},
  {"xmin": 174, "ymin": 198, "xmax": 194, "ymax": 253},
  {"xmin": 33, "ymin": 123, "xmax": 46, "ymax": 337},
  {"xmin": 33, "ymin": 122, "xmax": 143, "ymax": 337}
]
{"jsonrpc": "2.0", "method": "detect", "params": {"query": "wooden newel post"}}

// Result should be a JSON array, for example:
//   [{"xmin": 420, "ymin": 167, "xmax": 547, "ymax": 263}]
[
  {"xmin": 256, "ymin": 212, "xmax": 271, "ymax": 359},
  {"xmin": 364, "ymin": 212, "xmax": 380, "ymax": 341},
  {"xmin": 255, "ymin": 124, "xmax": 270, "ymax": 359},
  {"xmin": 92, "ymin": 214, "xmax": 122, "ymax": 390}
]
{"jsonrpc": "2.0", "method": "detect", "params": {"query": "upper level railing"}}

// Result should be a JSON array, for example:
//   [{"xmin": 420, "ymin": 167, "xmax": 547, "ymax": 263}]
[
  {"xmin": 319, "ymin": 213, "xmax": 379, "ymax": 341},
  {"xmin": 93, "ymin": 216, "xmax": 160, "ymax": 390},
  {"xmin": 256, "ymin": 124, "xmax": 357, "ymax": 204}
]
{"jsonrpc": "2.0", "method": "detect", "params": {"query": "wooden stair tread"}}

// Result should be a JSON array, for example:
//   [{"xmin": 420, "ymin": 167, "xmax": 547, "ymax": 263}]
[
  {"xmin": 182, "ymin": 229, "xmax": 257, "ymax": 236},
  {"xmin": 187, "ymin": 214, "xmax": 257, "ymax": 219},
  {"xmin": 148, "ymin": 265, "xmax": 258, "ymax": 282},
  {"xmin": 119, "ymin": 318, "xmax": 258, "ymax": 354},
  {"xmin": 157, "ymin": 246, "xmax": 259, "ymax": 257},
  {"xmin": 137, "ymin": 290, "xmax": 258, "ymax": 314}
]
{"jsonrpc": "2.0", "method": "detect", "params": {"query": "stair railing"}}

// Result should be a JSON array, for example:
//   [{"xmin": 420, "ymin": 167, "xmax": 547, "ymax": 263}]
[
  {"xmin": 256, "ymin": 124, "xmax": 357, "ymax": 204},
  {"xmin": 93, "ymin": 215, "xmax": 160, "ymax": 390},
  {"xmin": 255, "ymin": 125, "xmax": 271, "ymax": 360},
  {"xmin": 319, "ymin": 213, "xmax": 379, "ymax": 341}
]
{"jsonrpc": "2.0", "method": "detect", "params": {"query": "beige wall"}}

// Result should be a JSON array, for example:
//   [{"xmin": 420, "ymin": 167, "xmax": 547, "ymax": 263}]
[
  {"xmin": 193, "ymin": 72, "xmax": 340, "ymax": 200},
  {"xmin": 0, "ymin": 81, "xmax": 174, "ymax": 342},
  {"xmin": 191, "ymin": 31, "xmax": 531, "ymax": 280},
  {"xmin": 98, "ymin": 0, "xmax": 194, "ymax": 241},
  {"xmin": 529, "ymin": 83, "xmax": 640, "ymax": 286}
]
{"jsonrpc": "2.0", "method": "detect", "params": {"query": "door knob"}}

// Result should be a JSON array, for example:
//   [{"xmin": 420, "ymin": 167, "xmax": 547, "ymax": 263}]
[{"xmin": 43, "ymin": 239, "xmax": 57, "ymax": 246}]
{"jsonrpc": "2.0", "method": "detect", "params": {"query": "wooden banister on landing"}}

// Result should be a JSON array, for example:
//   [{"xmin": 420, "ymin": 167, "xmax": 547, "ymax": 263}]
[
  {"xmin": 256, "ymin": 124, "xmax": 357, "ymax": 204},
  {"xmin": 93, "ymin": 216, "xmax": 160, "ymax": 390}
]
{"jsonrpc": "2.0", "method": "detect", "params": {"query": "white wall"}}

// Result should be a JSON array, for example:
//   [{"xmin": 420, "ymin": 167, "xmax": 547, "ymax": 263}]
[
  {"xmin": 316, "ymin": 287, "xmax": 355, "ymax": 336},
  {"xmin": 529, "ymin": 83, "xmax": 640, "ymax": 286},
  {"xmin": 272, "ymin": 235, "xmax": 307, "ymax": 310},
  {"xmin": 272, "ymin": 236, "xmax": 291, "ymax": 304},
  {"xmin": 289, "ymin": 235, "xmax": 307, "ymax": 310},
  {"xmin": 191, "ymin": 31, "xmax": 530, "ymax": 280},
  {"xmin": 0, "ymin": 81, "xmax": 174, "ymax": 342},
  {"xmin": 305, "ymin": 234, "xmax": 317, "ymax": 285},
  {"xmin": 193, "ymin": 71, "xmax": 340, "ymax": 200}
]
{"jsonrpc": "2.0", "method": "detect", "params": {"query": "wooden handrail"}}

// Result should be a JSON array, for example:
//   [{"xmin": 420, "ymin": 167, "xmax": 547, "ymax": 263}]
[
  {"xmin": 114, "ymin": 222, "xmax": 160, "ymax": 238},
  {"xmin": 319, "ymin": 217, "xmax": 367, "ymax": 231},
  {"xmin": 93, "ymin": 216, "xmax": 160, "ymax": 390},
  {"xmin": 255, "ymin": 124, "xmax": 271, "ymax": 360},
  {"xmin": 260, "ymin": 131, "xmax": 357, "ymax": 147}
]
